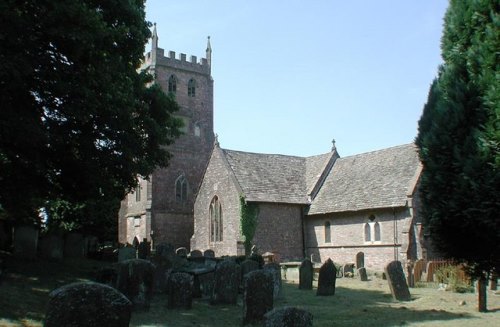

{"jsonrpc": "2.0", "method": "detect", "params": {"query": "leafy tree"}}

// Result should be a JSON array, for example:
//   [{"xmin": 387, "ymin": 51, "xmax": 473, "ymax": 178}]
[
  {"xmin": 0, "ymin": 0, "xmax": 182, "ymax": 238},
  {"xmin": 416, "ymin": 0, "xmax": 499, "ymax": 311}
]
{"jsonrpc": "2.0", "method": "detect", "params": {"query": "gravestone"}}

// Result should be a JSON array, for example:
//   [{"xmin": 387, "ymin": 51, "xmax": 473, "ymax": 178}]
[
  {"xmin": 358, "ymin": 267, "xmax": 368, "ymax": 281},
  {"xmin": 39, "ymin": 233, "xmax": 64, "ymax": 261},
  {"xmin": 64, "ymin": 233, "xmax": 85, "ymax": 258},
  {"xmin": 85, "ymin": 236, "xmax": 99, "ymax": 258},
  {"xmin": 316, "ymin": 258, "xmax": 336, "ymax": 296},
  {"xmin": 342, "ymin": 263, "xmax": 355, "ymax": 277},
  {"xmin": 167, "ymin": 272, "xmax": 193, "ymax": 309},
  {"xmin": 203, "ymin": 249, "xmax": 215, "ymax": 258},
  {"xmin": 190, "ymin": 249, "xmax": 203, "ymax": 258},
  {"xmin": 211, "ymin": 260, "xmax": 241, "ymax": 304},
  {"xmin": 263, "ymin": 306, "xmax": 313, "ymax": 327},
  {"xmin": 45, "ymin": 282, "xmax": 131, "ymax": 327},
  {"xmin": 156, "ymin": 242, "xmax": 176, "ymax": 259},
  {"xmin": 241, "ymin": 259, "xmax": 260, "ymax": 279},
  {"xmin": 199, "ymin": 271, "xmax": 215, "ymax": 298},
  {"xmin": 356, "ymin": 252, "xmax": 364, "ymax": 268},
  {"xmin": 413, "ymin": 259, "xmax": 426, "ymax": 283},
  {"xmin": 264, "ymin": 262, "xmax": 282, "ymax": 299},
  {"xmin": 13, "ymin": 225, "xmax": 38, "ymax": 259},
  {"xmin": 137, "ymin": 238, "xmax": 150, "ymax": 260},
  {"xmin": 490, "ymin": 273, "xmax": 498, "ymax": 291},
  {"xmin": 243, "ymin": 270, "xmax": 274, "ymax": 325},
  {"xmin": 151, "ymin": 255, "xmax": 173, "ymax": 293},
  {"xmin": 118, "ymin": 246, "xmax": 136, "ymax": 262},
  {"xmin": 176, "ymin": 247, "xmax": 188, "ymax": 258},
  {"xmin": 116, "ymin": 259, "xmax": 155, "ymax": 310},
  {"xmin": 299, "ymin": 258, "xmax": 313, "ymax": 290},
  {"xmin": 426, "ymin": 261, "xmax": 440, "ymax": 282},
  {"xmin": 385, "ymin": 260, "xmax": 411, "ymax": 301},
  {"xmin": 249, "ymin": 253, "xmax": 265, "ymax": 268}
]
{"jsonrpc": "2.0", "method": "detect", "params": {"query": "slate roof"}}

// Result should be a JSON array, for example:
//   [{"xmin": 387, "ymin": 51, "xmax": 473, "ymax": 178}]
[
  {"xmin": 308, "ymin": 144, "xmax": 421, "ymax": 215},
  {"xmin": 222, "ymin": 149, "xmax": 309, "ymax": 204},
  {"xmin": 305, "ymin": 152, "xmax": 334, "ymax": 195}
]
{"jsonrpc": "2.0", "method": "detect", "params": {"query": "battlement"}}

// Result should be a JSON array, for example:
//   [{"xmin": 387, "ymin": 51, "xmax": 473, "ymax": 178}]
[{"xmin": 143, "ymin": 47, "xmax": 210, "ymax": 75}]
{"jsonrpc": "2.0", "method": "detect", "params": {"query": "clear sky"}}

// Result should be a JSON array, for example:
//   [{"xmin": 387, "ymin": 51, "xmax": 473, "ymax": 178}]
[{"xmin": 145, "ymin": 0, "xmax": 449, "ymax": 157}]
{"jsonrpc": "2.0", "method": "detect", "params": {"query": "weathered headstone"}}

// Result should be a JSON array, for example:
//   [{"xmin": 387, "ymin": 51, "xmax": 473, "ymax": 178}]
[
  {"xmin": 64, "ymin": 233, "xmax": 85, "ymax": 258},
  {"xmin": 342, "ymin": 263, "xmax": 355, "ymax": 277},
  {"xmin": 317, "ymin": 258, "xmax": 336, "ymax": 296},
  {"xmin": 151, "ymin": 255, "xmax": 173, "ymax": 293},
  {"xmin": 358, "ymin": 267, "xmax": 368, "ymax": 281},
  {"xmin": 118, "ymin": 246, "xmax": 136, "ymax": 262},
  {"xmin": 264, "ymin": 262, "xmax": 282, "ymax": 299},
  {"xmin": 115, "ymin": 259, "xmax": 155, "ymax": 310},
  {"xmin": 241, "ymin": 259, "xmax": 260, "ymax": 279},
  {"xmin": 13, "ymin": 225, "xmax": 38, "ymax": 259},
  {"xmin": 156, "ymin": 242, "xmax": 176, "ymax": 259},
  {"xmin": 263, "ymin": 306, "xmax": 313, "ymax": 327},
  {"xmin": 211, "ymin": 260, "xmax": 241, "ymax": 304},
  {"xmin": 137, "ymin": 238, "xmax": 150, "ymax": 260},
  {"xmin": 203, "ymin": 249, "xmax": 215, "ymax": 258},
  {"xmin": 167, "ymin": 272, "xmax": 193, "ymax": 309},
  {"xmin": 299, "ymin": 258, "xmax": 313, "ymax": 290},
  {"xmin": 39, "ymin": 233, "xmax": 64, "ymax": 261},
  {"xmin": 45, "ymin": 282, "xmax": 131, "ymax": 327},
  {"xmin": 385, "ymin": 260, "xmax": 411, "ymax": 301},
  {"xmin": 176, "ymin": 247, "xmax": 188, "ymax": 258},
  {"xmin": 190, "ymin": 249, "xmax": 203, "ymax": 258},
  {"xmin": 199, "ymin": 271, "xmax": 215, "ymax": 298},
  {"xmin": 356, "ymin": 252, "xmax": 364, "ymax": 268},
  {"xmin": 243, "ymin": 270, "xmax": 274, "ymax": 325},
  {"xmin": 426, "ymin": 261, "xmax": 440, "ymax": 282},
  {"xmin": 85, "ymin": 235, "xmax": 99, "ymax": 258}
]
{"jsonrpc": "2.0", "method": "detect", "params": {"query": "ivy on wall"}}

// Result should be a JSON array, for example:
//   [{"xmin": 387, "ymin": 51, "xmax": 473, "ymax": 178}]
[{"xmin": 239, "ymin": 196, "xmax": 258, "ymax": 255}]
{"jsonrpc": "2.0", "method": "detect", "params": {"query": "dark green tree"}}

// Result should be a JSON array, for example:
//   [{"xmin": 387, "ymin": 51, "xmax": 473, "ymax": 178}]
[
  {"xmin": 0, "ymin": 0, "xmax": 182, "ymax": 239},
  {"xmin": 416, "ymin": 0, "xmax": 499, "ymax": 311}
]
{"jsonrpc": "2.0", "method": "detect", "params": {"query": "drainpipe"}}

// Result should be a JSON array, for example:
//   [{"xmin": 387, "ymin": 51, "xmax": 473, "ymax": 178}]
[
  {"xmin": 393, "ymin": 207, "xmax": 398, "ymax": 261},
  {"xmin": 301, "ymin": 206, "xmax": 307, "ymax": 259}
]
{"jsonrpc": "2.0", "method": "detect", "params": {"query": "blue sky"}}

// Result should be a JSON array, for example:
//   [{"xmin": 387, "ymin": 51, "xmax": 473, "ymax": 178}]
[{"xmin": 145, "ymin": 1, "xmax": 449, "ymax": 157}]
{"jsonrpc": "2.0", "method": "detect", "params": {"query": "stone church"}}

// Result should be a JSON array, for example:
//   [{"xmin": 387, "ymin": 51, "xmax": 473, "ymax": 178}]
[{"xmin": 119, "ymin": 29, "xmax": 430, "ymax": 271}]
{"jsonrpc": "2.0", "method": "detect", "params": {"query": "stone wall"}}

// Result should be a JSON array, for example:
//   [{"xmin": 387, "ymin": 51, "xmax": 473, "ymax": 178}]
[{"xmin": 305, "ymin": 207, "xmax": 415, "ymax": 271}]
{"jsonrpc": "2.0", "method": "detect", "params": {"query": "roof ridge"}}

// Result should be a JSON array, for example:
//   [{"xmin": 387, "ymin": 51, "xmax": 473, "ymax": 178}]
[{"xmin": 338, "ymin": 143, "xmax": 416, "ymax": 160}]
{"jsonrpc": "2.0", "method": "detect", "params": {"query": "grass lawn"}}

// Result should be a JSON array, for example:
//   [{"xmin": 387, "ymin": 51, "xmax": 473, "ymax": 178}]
[{"xmin": 0, "ymin": 254, "xmax": 499, "ymax": 326}]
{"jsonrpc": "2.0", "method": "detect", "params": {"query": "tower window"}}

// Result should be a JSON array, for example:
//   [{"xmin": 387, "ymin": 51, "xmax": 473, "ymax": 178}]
[
  {"xmin": 168, "ymin": 75, "xmax": 177, "ymax": 93},
  {"xmin": 188, "ymin": 78, "xmax": 196, "ymax": 97},
  {"xmin": 210, "ymin": 196, "xmax": 223, "ymax": 242},
  {"xmin": 175, "ymin": 175, "xmax": 188, "ymax": 204},
  {"xmin": 194, "ymin": 122, "xmax": 201, "ymax": 137},
  {"xmin": 324, "ymin": 221, "xmax": 331, "ymax": 243},
  {"xmin": 135, "ymin": 185, "xmax": 141, "ymax": 202}
]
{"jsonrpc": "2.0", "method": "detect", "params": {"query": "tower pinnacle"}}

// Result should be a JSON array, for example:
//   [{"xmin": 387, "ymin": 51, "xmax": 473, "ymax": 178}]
[
  {"xmin": 152, "ymin": 23, "xmax": 158, "ymax": 50},
  {"xmin": 206, "ymin": 36, "xmax": 212, "ymax": 71}
]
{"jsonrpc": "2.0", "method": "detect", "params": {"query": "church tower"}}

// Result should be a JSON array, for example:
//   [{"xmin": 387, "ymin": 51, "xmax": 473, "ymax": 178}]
[{"xmin": 118, "ymin": 25, "xmax": 215, "ymax": 249}]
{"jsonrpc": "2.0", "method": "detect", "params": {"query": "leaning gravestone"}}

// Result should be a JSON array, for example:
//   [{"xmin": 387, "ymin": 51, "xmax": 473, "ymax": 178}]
[
  {"xmin": 116, "ymin": 259, "xmax": 155, "ymax": 310},
  {"xmin": 385, "ymin": 260, "xmax": 411, "ymax": 301},
  {"xmin": 211, "ymin": 260, "xmax": 241, "ymax": 304},
  {"xmin": 13, "ymin": 225, "xmax": 38, "ymax": 259},
  {"xmin": 299, "ymin": 258, "xmax": 313, "ymax": 290},
  {"xmin": 264, "ymin": 262, "xmax": 282, "ymax": 299},
  {"xmin": 45, "ymin": 282, "xmax": 132, "ymax": 327},
  {"xmin": 358, "ymin": 267, "xmax": 368, "ymax": 281},
  {"xmin": 243, "ymin": 270, "xmax": 274, "ymax": 325},
  {"xmin": 39, "ymin": 233, "xmax": 64, "ymax": 261},
  {"xmin": 118, "ymin": 246, "xmax": 136, "ymax": 262},
  {"xmin": 64, "ymin": 233, "xmax": 85, "ymax": 258},
  {"xmin": 317, "ymin": 258, "xmax": 336, "ymax": 296},
  {"xmin": 263, "ymin": 306, "xmax": 313, "ymax": 327},
  {"xmin": 167, "ymin": 272, "xmax": 193, "ymax": 309}
]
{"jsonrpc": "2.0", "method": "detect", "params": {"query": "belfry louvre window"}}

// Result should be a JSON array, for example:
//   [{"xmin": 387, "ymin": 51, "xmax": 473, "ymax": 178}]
[
  {"xmin": 175, "ymin": 175, "xmax": 188, "ymax": 204},
  {"xmin": 188, "ymin": 79, "xmax": 196, "ymax": 97},
  {"xmin": 168, "ymin": 75, "xmax": 177, "ymax": 93},
  {"xmin": 210, "ymin": 196, "xmax": 223, "ymax": 242}
]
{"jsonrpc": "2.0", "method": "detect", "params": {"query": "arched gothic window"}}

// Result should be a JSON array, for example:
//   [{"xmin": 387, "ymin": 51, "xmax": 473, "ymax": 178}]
[
  {"xmin": 168, "ymin": 75, "xmax": 177, "ymax": 93},
  {"xmin": 374, "ymin": 222, "xmax": 381, "ymax": 241},
  {"xmin": 324, "ymin": 221, "xmax": 331, "ymax": 243},
  {"xmin": 210, "ymin": 196, "xmax": 223, "ymax": 242},
  {"xmin": 364, "ymin": 223, "xmax": 371, "ymax": 242},
  {"xmin": 175, "ymin": 175, "xmax": 188, "ymax": 204},
  {"xmin": 188, "ymin": 78, "xmax": 196, "ymax": 97}
]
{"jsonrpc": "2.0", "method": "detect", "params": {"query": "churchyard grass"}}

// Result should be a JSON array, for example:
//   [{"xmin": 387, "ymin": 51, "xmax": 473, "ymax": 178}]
[{"xmin": 0, "ymin": 255, "xmax": 499, "ymax": 326}]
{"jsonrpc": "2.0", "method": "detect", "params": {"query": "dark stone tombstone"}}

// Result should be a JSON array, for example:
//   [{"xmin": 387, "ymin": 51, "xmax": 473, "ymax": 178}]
[
  {"xmin": 263, "ymin": 306, "xmax": 313, "ymax": 327},
  {"xmin": 137, "ymin": 238, "xmax": 151, "ymax": 260},
  {"xmin": 64, "ymin": 233, "xmax": 85, "ymax": 258},
  {"xmin": 299, "ymin": 258, "xmax": 313, "ymax": 290},
  {"xmin": 190, "ymin": 249, "xmax": 203, "ymax": 258},
  {"xmin": 243, "ymin": 270, "xmax": 274, "ymax": 326},
  {"xmin": 264, "ymin": 262, "xmax": 282, "ymax": 299},
  {"xmin": 358, "ymin": 267, "xmax": 368, "ymax": 281},
  {"xmin": 116, "ymin": 259, "xmax": 155, "ymax": 310},
  {"xmin": 152, "ymin": 255, "xmax": 173, "ymax": 293},
  {"xmin": 167, "ymin": 272, "xmax": 193, "ymax": 309},
  {"xmin": 317, "ymin": 258, "xmax": 336, "ymax": 296},
  {"xmin": 156, "ymin": 242, "xmax": 176, "ymax": 259},
  {"xmin": 45, "ymin": 282, "xmax": 131, "ymax": 327},
  {"xmin": 385, "ymin": 260, "xmax": 411, "ymax": 301},
  {"xmin": 204, "ymin": 249, "xmax": 215, "ymax": 258},
  {"xmin": 241, "ymin": 259, "xmax": 260, "ymax": 279},
  {"xmin": 199, "ymin": 271, "xmax": 215, "ymax": 298},
  {"xmin": 118, "ymin": 246, "xmax": 136, "ymax": 262},
  {"xmin": 211, "ymin": 260, "xmax": 241, "ymax": 304},
  {"xmin": 39, "ymin": 233, "xmax": 64, "ymax": 261},
  {"xmin": 13, "ymin": 225, "xmax": 38, "ymax": 259},
  {"xmin": 176, "ymin": 247, "xmax": 188, "ymax": 258},
  {"xmin": 249, "ymin": 253, "xmax": 265, "ymax": 268},
  {"xmin": 342, "ymin": 263, "xmax": 355, "ymax": 277},
  {"xmin": 356, "ymin": 252, "xmax": 365, "ymax": 269},
  {"xmin": 85, "ymin": 236, "xmax": 99, "ymax": 258}
]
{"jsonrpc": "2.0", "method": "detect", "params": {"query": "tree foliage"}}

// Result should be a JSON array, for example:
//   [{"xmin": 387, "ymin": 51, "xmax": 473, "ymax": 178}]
[
  {"xmin": 0, "ymin": 0, "xmax": 182, "ymax": 238},
  {"xmin": 240, "ymin": 196, "xmax": 259, "ymax": 255},
  {"xmin": 416, "ymin": 0, "xmax": 499, "ymax": 278}
]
